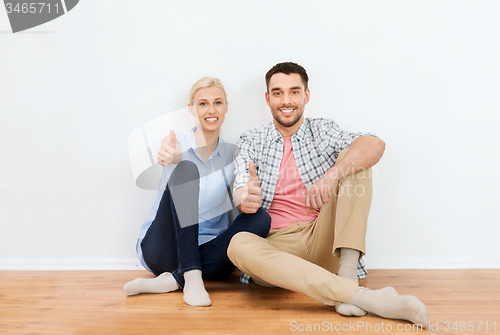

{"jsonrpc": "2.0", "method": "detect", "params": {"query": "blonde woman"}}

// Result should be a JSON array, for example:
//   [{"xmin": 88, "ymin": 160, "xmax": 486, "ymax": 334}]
[{"xmin": 124, "ymin": 77, "xmax": 270, "ymax": 306}]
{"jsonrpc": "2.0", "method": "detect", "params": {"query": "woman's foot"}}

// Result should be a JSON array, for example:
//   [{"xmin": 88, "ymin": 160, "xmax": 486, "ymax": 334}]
[
  {"xmin": 123, "ymin": 272, "xmax": 179, "ymax": 296},
  {"xmin": 183, "ymin": 269, "xmax": 211, "ymax": 306}
]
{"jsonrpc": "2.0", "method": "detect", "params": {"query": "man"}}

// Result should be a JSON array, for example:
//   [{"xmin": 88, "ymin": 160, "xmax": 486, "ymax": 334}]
[{"xmin": 228, "ymin": 62, "xmax": 429, "ymax": 327}]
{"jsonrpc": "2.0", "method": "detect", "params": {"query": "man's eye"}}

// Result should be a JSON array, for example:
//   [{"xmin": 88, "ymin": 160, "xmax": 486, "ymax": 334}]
[
  {"xmin": 274, "ymin": 92, "xmax": 281, "ymax": 96},
  {"xmin": 292, "ymin": 91, "xmax": 298, "ymax": 94}
]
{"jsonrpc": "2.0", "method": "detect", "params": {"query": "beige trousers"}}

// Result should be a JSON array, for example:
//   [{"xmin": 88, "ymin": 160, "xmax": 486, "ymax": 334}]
[{"xmin": 227, "ymin": 149, "xmax": 373, "ymax": 306}]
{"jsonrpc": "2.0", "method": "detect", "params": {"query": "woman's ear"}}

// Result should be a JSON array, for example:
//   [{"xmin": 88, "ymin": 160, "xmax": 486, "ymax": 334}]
[{"xmin": 188, "ymin": 104, "xmax": 195, "ymax": 115}]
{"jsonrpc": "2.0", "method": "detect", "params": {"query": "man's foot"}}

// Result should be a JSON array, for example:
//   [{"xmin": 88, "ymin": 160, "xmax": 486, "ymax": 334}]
[
  {"xmin": 335, "ymin": 248, "xmax": 367, "ymax": 316},
  {"xmin": 123, "ymin": 272, "xmax": 179, "ymax": 296},
  {"xmin": 349, "ymin": 286, "xmax": 429, "ymax": 328},
  {"xmin": 335, "ymin": 303, "xmax": 367, "ymax": 316},
  {"xmin": 183, "ymin": 270, "xmax": 211, "ymax": 307}
]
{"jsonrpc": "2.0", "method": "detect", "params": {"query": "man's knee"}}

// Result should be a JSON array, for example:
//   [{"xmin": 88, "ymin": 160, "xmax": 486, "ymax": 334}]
[
  {"xmin": 227, "ymin": 231, "xmax": 259, "ymax": 261},
  {"xmin": 336, "ymin": 149, "xmax": 372, "ymax": 179},
  {"xmin": 336, "ymin": 148, "xmax": 349, "ymax": 163}
]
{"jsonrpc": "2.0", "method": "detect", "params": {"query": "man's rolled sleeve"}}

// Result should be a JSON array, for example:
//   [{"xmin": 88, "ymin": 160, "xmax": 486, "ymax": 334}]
[
  {"xmin": 326, "ymin": 121, "xmax": 377, "ymax": 159},
  {"xmin": 233, "ymin": 132, "xmax": 253, "ymax": 194}
]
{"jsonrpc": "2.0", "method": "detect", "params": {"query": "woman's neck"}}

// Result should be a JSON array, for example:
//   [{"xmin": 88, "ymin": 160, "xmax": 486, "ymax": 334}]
[{"xmin": 194, "ymin": 127, "xmax": 219, "ymax": 159}]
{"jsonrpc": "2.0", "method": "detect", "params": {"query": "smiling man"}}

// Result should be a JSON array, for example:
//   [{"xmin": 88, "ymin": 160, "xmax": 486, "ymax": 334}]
[{"xmin": 228, "ymin": 62, "xmax": 429, "ymax": 327}]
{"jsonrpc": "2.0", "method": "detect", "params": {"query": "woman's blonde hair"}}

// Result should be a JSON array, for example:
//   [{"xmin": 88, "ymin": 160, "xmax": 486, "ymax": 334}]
[{"xmin": 189, "ymin": 77, "xmax": 228, "ymax": 105}]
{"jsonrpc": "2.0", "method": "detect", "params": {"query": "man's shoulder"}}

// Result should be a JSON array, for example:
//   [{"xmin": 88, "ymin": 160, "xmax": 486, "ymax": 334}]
[
  {"xmin": 240, "ymin": 123, "xmax": 273, "ymax": 141},
  {"xmin": 305, "ymin": 117, "xmax": 339, "ymax": 135},
  {"xmin": 306, "ymin": 117, "xmax": 336, "ymax": 128}
]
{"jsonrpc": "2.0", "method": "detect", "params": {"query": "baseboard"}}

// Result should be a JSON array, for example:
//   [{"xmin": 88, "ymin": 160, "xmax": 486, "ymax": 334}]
[
  {"xmin": 0, "ymin": 258, "xmax": 499, "ymax": 270},
  {"xmin": 0, "ymin": 259, "xmax": 144, "ymax": 270},
  {"xmin": 362, "ymin": 257, "xmax": 500, "ymax": 269}
]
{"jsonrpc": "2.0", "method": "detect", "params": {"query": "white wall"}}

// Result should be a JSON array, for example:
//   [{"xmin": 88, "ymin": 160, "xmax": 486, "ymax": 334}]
[{"xmin": 1, "ymin": 0, "xmax": 499, "ymax": 270}]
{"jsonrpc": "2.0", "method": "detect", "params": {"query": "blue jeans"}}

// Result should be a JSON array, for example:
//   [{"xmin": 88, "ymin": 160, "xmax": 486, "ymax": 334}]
[{"xmin": 140, "ymin": 161, "xmax": 271, "ymax": 288}]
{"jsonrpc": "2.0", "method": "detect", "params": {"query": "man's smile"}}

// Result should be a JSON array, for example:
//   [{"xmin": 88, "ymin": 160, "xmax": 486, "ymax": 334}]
[{"xmin": 279, "ymin": 107, "xmax": 296, "ymax": 115}]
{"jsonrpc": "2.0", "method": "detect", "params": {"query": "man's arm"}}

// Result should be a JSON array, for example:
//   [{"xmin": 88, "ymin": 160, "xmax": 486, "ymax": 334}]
[{"xmin": 305, "ymin": 136, "xmax": 385, "ymax": 213}]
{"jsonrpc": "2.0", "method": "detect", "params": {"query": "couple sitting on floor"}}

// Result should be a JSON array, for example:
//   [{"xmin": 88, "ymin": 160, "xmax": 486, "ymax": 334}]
[{"xmin": 123, "ymin": 62, "xmax": 429, "ymax": 328}]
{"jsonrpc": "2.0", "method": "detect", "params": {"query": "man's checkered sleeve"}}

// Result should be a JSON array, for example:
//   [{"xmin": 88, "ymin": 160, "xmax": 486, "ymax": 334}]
[
  {"xmin": 325, "ymin": 120, "xmax": 377, "ymax": 158},
  {"xmin": 233, "ymin": 131, "xmax": 253, "ymax": 194}
]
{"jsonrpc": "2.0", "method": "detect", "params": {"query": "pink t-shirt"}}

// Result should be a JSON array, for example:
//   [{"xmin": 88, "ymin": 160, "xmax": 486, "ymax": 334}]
[{"xmin": 268, "ymin": 137, "xmax": 320, "ymax": 230}]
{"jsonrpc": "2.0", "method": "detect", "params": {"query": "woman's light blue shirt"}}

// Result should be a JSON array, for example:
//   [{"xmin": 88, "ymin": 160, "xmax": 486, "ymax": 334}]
[{"xmin": 136, "ymin": 128, "xmax": 235, "ymax": 272}]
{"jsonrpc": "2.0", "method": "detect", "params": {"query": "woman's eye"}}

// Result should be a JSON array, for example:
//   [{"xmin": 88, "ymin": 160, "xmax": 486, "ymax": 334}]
[
  {"xmin": 199, "ymin": 102, "xmax": 206, "ymax": 106},
  {"xmin": 215, "ymin": 101, "xmax": 222, "ymax": 105}
]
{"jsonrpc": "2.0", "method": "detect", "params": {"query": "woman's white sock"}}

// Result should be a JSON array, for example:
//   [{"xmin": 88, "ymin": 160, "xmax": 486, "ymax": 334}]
[
  {"xmin": 123, "ymin": 272, "xmax": 179, "ymax": 296},
  {"xmin": 183, "ymin": 270, "xmax": 211, "ymax": 307}
]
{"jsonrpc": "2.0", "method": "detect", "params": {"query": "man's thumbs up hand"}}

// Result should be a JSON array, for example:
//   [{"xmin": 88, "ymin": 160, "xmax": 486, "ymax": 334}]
[{"xmin": 238, "ymin": 162, "xmax": 262, "ymax": 214}]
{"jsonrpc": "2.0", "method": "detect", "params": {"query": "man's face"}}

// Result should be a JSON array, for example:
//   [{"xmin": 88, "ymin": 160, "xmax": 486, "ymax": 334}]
[{"xmin": 265, "ymin": 73, "xmax": 310, "ymax": 136}]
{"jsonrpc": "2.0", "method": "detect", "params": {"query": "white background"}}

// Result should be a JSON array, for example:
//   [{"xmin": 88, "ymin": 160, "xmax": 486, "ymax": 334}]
[{"xmin": 1, "ymin": 0, "xmax": 499, "ymax": 270}]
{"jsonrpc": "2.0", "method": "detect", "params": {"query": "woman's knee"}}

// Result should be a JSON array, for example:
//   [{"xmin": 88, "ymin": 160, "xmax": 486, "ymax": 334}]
[
  {"xmin": 234, "ymin": 207, "xmax": 271, "ymax": 237},
  {"xmin": 169, "ymin": 161, "xmax": 199, "ymax": 188},
  {"xmin": 253, "ymin": 207, "xmax": 271, "ymax": 237}
]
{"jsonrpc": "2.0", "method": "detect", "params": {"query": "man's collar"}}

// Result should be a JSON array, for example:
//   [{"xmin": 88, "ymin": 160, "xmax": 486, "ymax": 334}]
[
  {"xmin": 270, "ymin": 118, "xmax": 310, "ymax": 142},
  {"xmin": 293, "ymin": 118, "xmax": 309, "ymax": 142}
]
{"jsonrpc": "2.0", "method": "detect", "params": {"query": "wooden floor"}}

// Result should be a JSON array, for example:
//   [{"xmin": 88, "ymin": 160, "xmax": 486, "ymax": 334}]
[{"xmin": 1, "ymin": 270, "xmax": 499, "ymax": 334}]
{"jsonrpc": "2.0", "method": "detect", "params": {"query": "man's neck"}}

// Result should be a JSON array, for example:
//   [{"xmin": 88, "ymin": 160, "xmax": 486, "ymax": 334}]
[{"xmin": 273, "ymin": 117, "xmax": 304, "ymax": 138}]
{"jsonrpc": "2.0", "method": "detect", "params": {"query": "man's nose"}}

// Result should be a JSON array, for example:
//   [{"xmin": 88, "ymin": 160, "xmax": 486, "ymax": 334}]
[{"xmin": 282, "ymin": 93, "xmax": 292, "ymax": 105}]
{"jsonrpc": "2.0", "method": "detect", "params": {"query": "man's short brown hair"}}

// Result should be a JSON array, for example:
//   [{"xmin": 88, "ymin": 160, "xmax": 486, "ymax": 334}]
[{"xmin": 265, "ymin": 62, "xmax": 309, "ymax": 91}]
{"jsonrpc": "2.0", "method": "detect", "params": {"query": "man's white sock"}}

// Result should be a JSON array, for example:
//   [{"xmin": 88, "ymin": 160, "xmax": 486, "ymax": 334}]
[
  {"xmin": 349, "ymin": 286, "xmax": 429, "ymax": 328},
  {"xmin": 335, "ymin": 248, "xmax": 367, "ymax": 316},
  {"xmin": 123, "ymin": 272, "xmax": 179, "ymax": 296},
  {"xmin": 183, "ymin": 269, "xmax": 211, "ymax": 307}
]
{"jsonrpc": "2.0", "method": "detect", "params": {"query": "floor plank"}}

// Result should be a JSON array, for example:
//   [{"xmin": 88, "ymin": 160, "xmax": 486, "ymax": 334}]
[{"xmin": 1, "ymin": 270, "xmax": 499, "ymax": 334}]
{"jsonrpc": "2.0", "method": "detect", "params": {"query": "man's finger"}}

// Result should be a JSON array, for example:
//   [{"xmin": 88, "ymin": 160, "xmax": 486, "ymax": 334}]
[
  {"xmin": 244, "ymin": 193, "xmax": 261, "ymax": 203},
  {"xmin": 309, "ymin": 195, "xmax": 318, "ymax": 211},
  {"xmin": 249, "ymin": 162, "xmax": 258, "ymax": 180},
  {"xmin": 169, "ymin": 129, "xmax": 177, "ymax": 148},
  {"xmin": 321, "ymin": 191, "xmax": 331, "ymax": 205}
]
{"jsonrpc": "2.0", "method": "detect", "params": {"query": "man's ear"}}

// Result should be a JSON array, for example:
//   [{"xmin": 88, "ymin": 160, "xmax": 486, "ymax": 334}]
[
  {"xmin": 265, "ymin": 91, "xmax": 271, "ymax": 107},
  {"xmin": 305, "ymin": 88, "xmax": 310, "ymax": 104}
]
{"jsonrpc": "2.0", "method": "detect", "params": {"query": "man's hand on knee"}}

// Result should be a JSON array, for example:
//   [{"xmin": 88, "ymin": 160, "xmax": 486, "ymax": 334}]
[{"xmin": 305, "ymin": 174, "xmax": 339, "ymax": 214}]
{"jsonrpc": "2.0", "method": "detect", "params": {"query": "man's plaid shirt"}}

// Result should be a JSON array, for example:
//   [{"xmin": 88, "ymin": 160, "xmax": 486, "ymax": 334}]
[{"xmin": 233, "ymin": 117, "xmax": 375, "ymax": 280}]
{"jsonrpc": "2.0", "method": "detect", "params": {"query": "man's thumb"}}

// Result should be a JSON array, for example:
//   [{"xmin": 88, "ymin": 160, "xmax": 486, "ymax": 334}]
[
  {"xmin": 169, "ymin": 129, "xmax": 177, "ymax": 148},
  {"xmin": 249, "ymin": 162, "xmax": 258, "ymax": 180}
]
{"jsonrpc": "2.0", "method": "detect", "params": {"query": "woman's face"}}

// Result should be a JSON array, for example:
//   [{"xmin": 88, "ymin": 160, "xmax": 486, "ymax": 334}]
[{"xmin": 190, "ymin": 86, "xmax": 228, "ymax": 133}]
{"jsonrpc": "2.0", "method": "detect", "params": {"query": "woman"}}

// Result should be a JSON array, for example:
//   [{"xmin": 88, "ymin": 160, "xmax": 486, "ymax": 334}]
[{"xmin": 124, "ymin": 77, "xmax": 270, "ymax": 306}]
